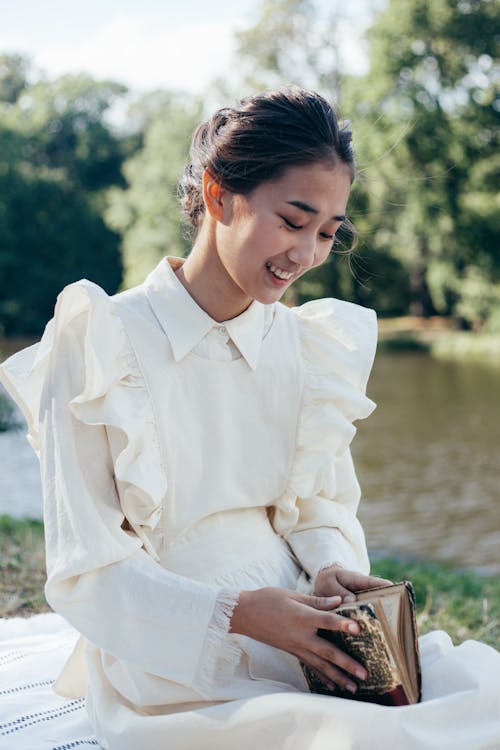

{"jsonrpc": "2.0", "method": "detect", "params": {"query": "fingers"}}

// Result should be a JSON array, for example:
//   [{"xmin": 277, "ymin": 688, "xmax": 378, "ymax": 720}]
[
  {"xmin": 314, "ymin": 567, "xmax": 393, "ymax": 601},
  {"xmin": 330, "ymin": 581, "xmax": 357, "ymax": 603},
  {"xmin": 303, "ymin": 641, "xmax": 367, "ymax": 693},
  {"xmin": 306, "ymin": 659, "xmax": 356, "ymax": 694},
  {"xmin": 306, "ymin": 594, "xmax": 343, "ymax": 610},
  {"xmin": 292, "ymin": 592, "xmax": 344, "ymax": 611},
  {"xmin": 297, "ymin": 593, "xmax": 362, "ymax": 637},
  {"xmin": 265, "ymin": 590, "xmax": 368, "ymax": 693},
  {"xmin": 336, "ymin": 569, "xmax": 393, "ymax": 593},
  {"xmin": 298, "ymin": 603, "xmax": 369, "ymax": 693},
  {"xmin": 313, "ymin": 635, "xmax": 367, "ymax": 681},
  {"xmin": 307, "ymin": 666, "xmax": 338, "ymax": 693},
  {"xmin": 373, "ymin": 575, "xmax": 393, "ymax": 586},
  {"xmin": 314, "ymin": 608, "xmax": 361, "ymax": 636},
  {"xmin": 365, "ymin": 574, "xmax": 393, "ymax": 587}
]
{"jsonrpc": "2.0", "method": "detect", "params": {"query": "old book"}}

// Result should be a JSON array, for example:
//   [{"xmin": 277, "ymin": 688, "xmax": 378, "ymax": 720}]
[{"xmin": 302, "ymin": 581, "xmax": 421, "ymax": 706}]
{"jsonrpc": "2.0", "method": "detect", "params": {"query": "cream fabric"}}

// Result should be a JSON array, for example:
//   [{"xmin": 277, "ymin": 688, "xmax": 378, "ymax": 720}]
[
  {"xmin": 2, "ymin": 613, "xmax": 499, "ymax": 750},
  {"xmin": 1, "ymin": 256, "xmax": 499, "ymax": 750}
]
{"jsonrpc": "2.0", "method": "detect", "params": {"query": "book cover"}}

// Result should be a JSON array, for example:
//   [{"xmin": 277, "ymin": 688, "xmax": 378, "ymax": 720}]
[{"xmin": 302, "ymin": 581, "xmax": 421, "ymax": 706}]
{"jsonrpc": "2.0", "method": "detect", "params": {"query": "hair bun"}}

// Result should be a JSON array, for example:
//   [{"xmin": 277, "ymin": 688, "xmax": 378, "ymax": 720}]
[{"xmin": 178, "ymin": 86, "xmax": 355, "ymax": 233}]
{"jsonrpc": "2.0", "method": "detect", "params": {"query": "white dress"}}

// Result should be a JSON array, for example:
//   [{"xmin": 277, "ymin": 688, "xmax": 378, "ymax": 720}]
[{"xmin": 1, "ymin": 256, "xmax": 499, "ymax": 750}]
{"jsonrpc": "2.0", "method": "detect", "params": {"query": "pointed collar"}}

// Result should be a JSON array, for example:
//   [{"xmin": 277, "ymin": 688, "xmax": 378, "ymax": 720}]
[{"xmin": 143, "ymin": 257, "xmax": 268, "ymax": 370}]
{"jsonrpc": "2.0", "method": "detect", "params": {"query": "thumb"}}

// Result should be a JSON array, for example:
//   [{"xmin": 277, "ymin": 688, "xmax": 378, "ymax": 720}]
[{"xmin": 305, "ymin": 594, "xmax": 343, "ymax": 611}]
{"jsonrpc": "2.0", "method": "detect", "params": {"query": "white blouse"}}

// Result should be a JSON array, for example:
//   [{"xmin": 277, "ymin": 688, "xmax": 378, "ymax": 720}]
[{"xmin": 0, "ymin": 256, "xmax": 377, "ymax": 705}]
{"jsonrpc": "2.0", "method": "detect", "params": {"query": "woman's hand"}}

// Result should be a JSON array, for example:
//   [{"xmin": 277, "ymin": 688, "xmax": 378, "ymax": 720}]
[
  {"xmin": 313, "ymin": 565, "xmax": 392, "ymax": 601},
  {"xmin": 229, "ymin": 587, "xmax": 369, "ymax": 694}
]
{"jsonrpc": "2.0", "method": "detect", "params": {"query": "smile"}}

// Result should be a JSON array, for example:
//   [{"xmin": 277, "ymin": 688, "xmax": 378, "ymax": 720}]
[{"xmin": 265, "ymin": 262, "xmax": 294, "ymax": 280}]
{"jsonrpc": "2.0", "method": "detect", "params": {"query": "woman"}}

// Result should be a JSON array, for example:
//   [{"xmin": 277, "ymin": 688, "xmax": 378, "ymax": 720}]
[{"xmin": 1, "ymin": 87, "xmax": 499, "ymax": 750}]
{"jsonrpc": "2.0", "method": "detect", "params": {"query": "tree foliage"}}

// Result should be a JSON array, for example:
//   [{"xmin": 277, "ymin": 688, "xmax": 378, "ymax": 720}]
[
  {"xmin": 231, "ymin": 0, "xmax": 500, "ymax": 325},
  {"xmin": 0, "ymin": 165, "xmax": 122, "ymax": 335},
  {"xmin": 0, "ymin": 56, "xmax": 125, "ymax": 336},
  {"xmin": 0, "ymin": 54, "xmax": 29, "ymax": 104},
  {"xmin": 345, "ymin": 0, "xmax": 500, "ymax": 321},
  {"xmin": 1, "ymin": 1, "xmax": 499, "ymax": 335},
  {"xmin": 106, "ymin": 92, "xmax": 203, "ymax": 288},
  {"xmin": 235, "ymin": 0, "xmax": 344, "ymax": 96}
]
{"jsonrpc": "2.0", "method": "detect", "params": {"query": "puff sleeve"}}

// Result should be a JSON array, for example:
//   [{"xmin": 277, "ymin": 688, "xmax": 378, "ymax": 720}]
[
  {"xmin": 0, "ymin": 281, "xmax": 240, "ymax": 699},
  {"xmin": 273, "ymin": 298, "xmax": 377, "ymax": 582}
]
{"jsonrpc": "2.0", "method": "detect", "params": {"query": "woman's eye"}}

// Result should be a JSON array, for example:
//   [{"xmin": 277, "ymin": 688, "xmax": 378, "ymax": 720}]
[
  {"xmin": 281, "ymin": 217, "xmax": 302, "ymax": 230},
  {"xmin": 320, "ymin": 232, "xmax": 334, "ymax": 241}
]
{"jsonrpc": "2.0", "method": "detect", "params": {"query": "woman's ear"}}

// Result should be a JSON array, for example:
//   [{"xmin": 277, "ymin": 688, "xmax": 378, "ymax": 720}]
[{"xmin": 202, "ymin": 170, "xmax": 230, "ymax": 222}]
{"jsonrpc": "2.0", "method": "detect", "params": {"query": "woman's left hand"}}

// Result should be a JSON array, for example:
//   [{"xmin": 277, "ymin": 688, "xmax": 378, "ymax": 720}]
[{"xmin": 314, "ymin": 565, "xmax": 392, "ymax": 602}]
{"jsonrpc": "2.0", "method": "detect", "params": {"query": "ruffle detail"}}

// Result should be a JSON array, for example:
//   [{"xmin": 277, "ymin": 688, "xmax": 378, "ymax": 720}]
[
  {"xmin": 0, "ymin": 280, "xmax": 166, "ymax": 560},
  {"xmin": 273, "ymin": 298, "xmax": 377, "ymax": 535},
  {"xmin": 196, "ymin": 589, "xmax": 242, "ymax": 698}
]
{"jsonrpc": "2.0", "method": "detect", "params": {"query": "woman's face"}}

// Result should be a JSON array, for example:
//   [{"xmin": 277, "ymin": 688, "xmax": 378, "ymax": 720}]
[{"xmin": 213, "ymin": 160, "xmax": 352, "ymax": 308}]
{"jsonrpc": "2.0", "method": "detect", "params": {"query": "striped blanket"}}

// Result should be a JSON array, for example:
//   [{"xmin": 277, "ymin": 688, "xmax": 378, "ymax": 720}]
[{"xmin": 0, "ymin": 613, "xmax": 99, "ymax": 750}]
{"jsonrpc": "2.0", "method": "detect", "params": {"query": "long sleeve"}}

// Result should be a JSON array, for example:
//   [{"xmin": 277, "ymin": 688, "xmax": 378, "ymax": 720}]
[
  {"xmin": 0, "ymin": 280, "xmax": 240, "ymax": 698},
  {"xmin": 272, "ymin": 298, "xmax": 377, "ymax": 580},
  {"xmin": 285, "ymin": 450, "xmax": 366, "ymax": 579}
]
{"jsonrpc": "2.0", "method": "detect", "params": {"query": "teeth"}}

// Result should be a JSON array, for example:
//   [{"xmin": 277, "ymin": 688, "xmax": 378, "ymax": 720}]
[{"xmin": 266, "ymin": 262, "xmax": 293, "ymax": 280}]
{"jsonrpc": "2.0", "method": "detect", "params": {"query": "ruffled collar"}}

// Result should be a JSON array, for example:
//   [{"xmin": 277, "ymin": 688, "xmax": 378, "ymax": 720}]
[{"xmin": 143, "ymin": 257, "xmax": 268, "ymax": 370}]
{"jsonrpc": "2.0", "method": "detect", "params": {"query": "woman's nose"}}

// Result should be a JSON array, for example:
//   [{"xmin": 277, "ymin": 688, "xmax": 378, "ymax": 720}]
[{"xmin": 287, "ymin": 233, "xmax": 316, "ymax": 267}]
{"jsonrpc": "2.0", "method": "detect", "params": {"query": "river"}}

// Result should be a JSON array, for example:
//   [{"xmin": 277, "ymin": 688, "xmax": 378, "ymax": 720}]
[
  {"xmin": 1, "ymin": 352, "xmax": 499, "ymax": 571},
  {"xmin": 354, "ymin": 352, "xmax": 499, "ymax": 572}
]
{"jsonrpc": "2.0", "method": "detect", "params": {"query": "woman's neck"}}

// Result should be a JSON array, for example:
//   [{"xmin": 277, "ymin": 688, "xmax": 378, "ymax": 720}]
[{"xmin": 175, "ymin": 229, "xmax": 252, "ymax": 322}]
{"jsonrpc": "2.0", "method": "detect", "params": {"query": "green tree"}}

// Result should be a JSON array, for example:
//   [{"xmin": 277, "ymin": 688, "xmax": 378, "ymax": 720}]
[
  {"xmin": 2, "ymin": 71, "xmax": 128, "ymax": 193},
  {"xmin": 346, "ymin": 0, "xmax": 500, "ymax": 323},
  {"xmin": 106, "ymin": 92, "xmax": 203, "ymax": 288},
  {"xmin": 229, "ymin": 0, "xmax": 499, "ymax": 324},
  {"xmin": 0, "ymin": 56, "xmax": 126, "ymax": 336},
  {"xmin": 0, "ymin": 166, "xmax": 122, "ymax": 336},
  {"xmin": 235, "ymin": 0, "xmax": 344, "ymax": 96},
  {"xmin": 0, "ymin": 54, "xmax": 29, "ymax": 104}
]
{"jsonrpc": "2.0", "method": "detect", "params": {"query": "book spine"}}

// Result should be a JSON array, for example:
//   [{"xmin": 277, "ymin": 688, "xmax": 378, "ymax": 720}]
[{"xmin": 333, "ymin": 684, "xmax": 409, "ymax": 706}]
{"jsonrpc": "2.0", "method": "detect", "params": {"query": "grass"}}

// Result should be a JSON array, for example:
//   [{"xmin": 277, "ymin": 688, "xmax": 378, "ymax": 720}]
[
  {"xmin": 1, "ymin": 516, "xmax": 498, "ymax": 649},
  {"xmin": 0, "ymin": 516, "xmax": 50, "ymax": 617},
  {"xmin": 371, "ymin": 557, "xmax": 499, "ymax": 648}
]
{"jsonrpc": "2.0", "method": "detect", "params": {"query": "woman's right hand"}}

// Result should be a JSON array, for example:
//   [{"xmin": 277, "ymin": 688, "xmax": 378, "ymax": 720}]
[{"xmin": 229, "ymin": 587, "xmax": 367, "ymax": 694}]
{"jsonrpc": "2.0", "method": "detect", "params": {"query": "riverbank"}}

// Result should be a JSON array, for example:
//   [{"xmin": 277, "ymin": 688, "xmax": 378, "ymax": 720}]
[
  {"xmin": 1, "ymin": 516, "xmax": 498, "ymax": 648},
  {"xmin": 378, "ymin": 316, "xmax": 500, "ymax": 364}
]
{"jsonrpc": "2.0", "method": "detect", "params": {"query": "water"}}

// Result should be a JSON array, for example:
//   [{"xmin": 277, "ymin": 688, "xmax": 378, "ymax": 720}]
[
  {"xmin": 0, "ymin": 429, "xmax": 43, "ymax": 519},
  {"xmin": 354, "ymin": 352, "xmax": 500, "ymax": 572},
  {"xmin": 1, "ymin": 352, "xmax": 499, "ymax": 571}
]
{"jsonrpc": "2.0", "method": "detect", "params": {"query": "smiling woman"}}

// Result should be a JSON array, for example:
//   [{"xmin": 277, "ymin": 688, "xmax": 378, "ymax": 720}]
[
  {"xmin": 177, "ymin": 88, "xmax": 355, "ymax": 318},
  {"xmin": 177, "ymin": 162, "xmax": 352, "ymax": 317},
  {"xmin": 0, "ymin": 86, "xmax": 499, "ymax": 750}
]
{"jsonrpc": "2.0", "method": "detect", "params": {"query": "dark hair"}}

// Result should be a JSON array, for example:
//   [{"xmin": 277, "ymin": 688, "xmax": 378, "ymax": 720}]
[{"xmin": 179, "ymin": 86, "xmax": 355, "ymax": 232}]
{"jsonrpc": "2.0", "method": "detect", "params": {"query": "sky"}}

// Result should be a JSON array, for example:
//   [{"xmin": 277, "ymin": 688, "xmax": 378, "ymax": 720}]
[{"xmin": 0, "ymin": 0, "xmax": 382, "ymax": 95}]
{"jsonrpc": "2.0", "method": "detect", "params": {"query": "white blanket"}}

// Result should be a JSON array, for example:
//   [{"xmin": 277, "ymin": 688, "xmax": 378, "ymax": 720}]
[{"xmin": 0, "ymin": 614, "xmax": 96, "ymax": 750}]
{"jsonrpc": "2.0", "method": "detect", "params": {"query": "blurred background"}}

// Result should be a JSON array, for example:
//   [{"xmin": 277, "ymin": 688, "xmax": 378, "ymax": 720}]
[{"xmin": 0, "ymin": 0, "xmax": 499, "ymax": 572}]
